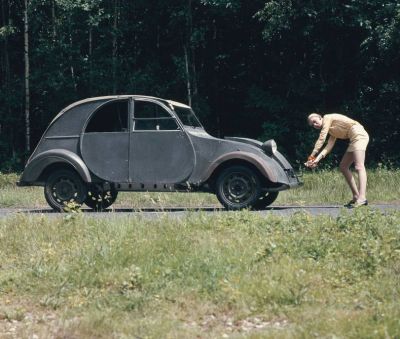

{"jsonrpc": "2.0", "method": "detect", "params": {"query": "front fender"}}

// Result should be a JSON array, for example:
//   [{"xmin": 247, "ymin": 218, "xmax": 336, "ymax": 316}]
[
  {"xmin": 201, "ymin": 151, "xmax": 278, "ymax": 183},
  {"xmin": 19, "ymin": 149, "xmax": 92, "ymax": 184}
]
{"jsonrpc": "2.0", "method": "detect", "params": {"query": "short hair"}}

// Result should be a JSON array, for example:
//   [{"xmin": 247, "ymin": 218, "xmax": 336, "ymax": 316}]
[{"xmin": 307, "ymin": 113, "xmax": 322, "ymax": 125}]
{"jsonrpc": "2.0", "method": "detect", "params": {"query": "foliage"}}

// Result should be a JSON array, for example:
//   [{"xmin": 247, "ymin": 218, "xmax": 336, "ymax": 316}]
[
  {"xmin": 255, "ymin": 0, "xmax": 400, "ymax": 162},
  {"xmin": 0, "ymin": 0, "xmax": 400, "ymax": 171}
]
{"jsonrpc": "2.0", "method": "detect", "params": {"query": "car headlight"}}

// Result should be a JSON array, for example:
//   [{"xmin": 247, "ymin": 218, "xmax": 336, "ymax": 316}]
[{"xmin": 262, "ymin": 139, "xmax": 277, "ymax": 156}]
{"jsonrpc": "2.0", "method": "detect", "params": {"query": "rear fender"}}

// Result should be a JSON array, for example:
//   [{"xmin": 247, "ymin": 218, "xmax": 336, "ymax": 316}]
[{"xmin": 20, "ymin": 149, "xmax": 92, "ymax": 184}]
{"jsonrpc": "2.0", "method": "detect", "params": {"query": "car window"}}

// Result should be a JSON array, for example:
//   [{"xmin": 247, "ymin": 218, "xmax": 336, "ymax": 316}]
[
  {"xmin": 172, "ymin": 105, "xmax": 202, "ymax": 128},
  {"xmin": 133, "ymin": 101, "xmax": 179, "ymax": 131},
  {"xmin": 85, "ymin": 100, "xmax": 128, "ymax": 133}
]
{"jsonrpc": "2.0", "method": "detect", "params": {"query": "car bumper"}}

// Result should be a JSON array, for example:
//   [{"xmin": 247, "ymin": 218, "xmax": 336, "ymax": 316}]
[{"xmin": 262, "ymin": 169, "xmax": 303, "ymax": 192}]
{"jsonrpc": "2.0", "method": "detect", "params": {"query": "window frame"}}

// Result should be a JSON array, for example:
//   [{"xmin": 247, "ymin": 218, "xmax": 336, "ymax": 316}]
[
  {"xmin": 83, "ymin": 98, "xmax": 130, "ymax": 134},
  {"xmin": 132, "ymin": 98, "xmax": 181, "ymax": 132}
]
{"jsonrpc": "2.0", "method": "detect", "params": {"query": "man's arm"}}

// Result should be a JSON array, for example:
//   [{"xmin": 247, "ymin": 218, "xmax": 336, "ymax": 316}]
[
  {"xmin": 315, "ymin": 136, "xmax": 336, "ymax": 161},
  {"xmin": 311, "ymin": 115, "xmax": 332, "ymax": 156}
]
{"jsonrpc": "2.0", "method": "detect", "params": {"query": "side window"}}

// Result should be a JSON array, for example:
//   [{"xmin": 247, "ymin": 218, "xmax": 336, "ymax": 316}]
[
  {"xmin": 134, "ymin": 101, "xmax": 179, "ymax": 131},
  {"xmin": 85, "ymin": 101, "xmax": 128, "ymax": 133}
]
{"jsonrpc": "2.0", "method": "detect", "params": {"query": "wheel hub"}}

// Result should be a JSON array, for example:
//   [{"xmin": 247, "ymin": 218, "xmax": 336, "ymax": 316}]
[
  {"xmin": 229, "ymin": 178, "xmax": 249, "ymax": 198},
  {"xmin": 223, "ymin": 173, "xmax": 253, "ymax": 202},
  {"xmin": 53, "ymin": 178, "xmax": 77, "ymax": 201}
]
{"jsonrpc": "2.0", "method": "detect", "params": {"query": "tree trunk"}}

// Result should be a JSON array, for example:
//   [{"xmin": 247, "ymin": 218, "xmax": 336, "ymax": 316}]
[
  {"xmin": 184, "ymin": 46, "xmax": 192, "ymax": 106},
  {"xmin": 112, "ymin": 0, "xmax": 119, "ymax": 94},
  {"xmin": 0, "ymin": 0, "xmax": 4, "ymax": 138},
  {"xmin": 1, "ymin": 0, "xmax": 10, "ymax": 85},
  {"xmin": 24, "ymin": 0, "xmax": 30, "ymax": 154},
  {"xmin": 51, "ymin": 0, "xmax": 56, "ymax": 40},
  {"xmin": 89, "ymin": 26, "xmax": 93, "ymax": 93},
  {"xmin": 185, "ymin": 0, "xmax": 197, "ymax": 106},
  {"xmin": 188, "ymin": 0, "xmax": 198, "ymax": 100},
  {"xmin": 1, "ymin": 1, "xmax": 6, "ymax": 78},
  {"xmin": 69, "ymin": 32, "xmax": 77, "ymax": 92},
  {"xmin": 1, "ymin": 0, "xmax": 14, "ymax": 153}
]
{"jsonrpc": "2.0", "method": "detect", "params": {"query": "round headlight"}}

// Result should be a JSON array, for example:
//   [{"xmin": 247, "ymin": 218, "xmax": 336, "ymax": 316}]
[{"xmin": 262, "ymin": 139, "xmax": 277, "ymax": 156}]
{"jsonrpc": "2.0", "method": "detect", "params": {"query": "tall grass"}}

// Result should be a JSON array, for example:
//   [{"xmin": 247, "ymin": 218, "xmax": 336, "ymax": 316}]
[
  {"xmin": 1, "ymin": 169, "xmax": 399, "ymax": 208},
  {"xmin": 281, "ymin": 167, "xmax": 400, "ymax": 205},
  {"xmin": 1, "ymin": 209, "xmax": 400, "ymax": 337}
]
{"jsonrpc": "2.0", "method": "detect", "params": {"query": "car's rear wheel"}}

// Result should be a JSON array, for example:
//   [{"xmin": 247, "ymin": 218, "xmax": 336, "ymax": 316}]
[
  {"xmin": 216, "ymin": 165, "xmax": 261, "ymax": 210},
  {"xmin": 253, "ymin": 191, "xmax": 279, "ymax": 210},
  {"xmin": 85, "ymin": 184, "xmax": 118, "ymax": 211},
  {"xmin": 44, "ymin": 169, "xmax": 87, "ymax": 211}
]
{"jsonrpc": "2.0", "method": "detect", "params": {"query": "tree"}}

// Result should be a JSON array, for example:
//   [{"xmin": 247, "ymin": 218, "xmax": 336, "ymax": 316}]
[
  {"xmin": 24, "ymin": 0, "xmax": 30, "ymax": 154},
  {"xmin": 0, "ymin": 0, "xmax": 400, "ymax": 171},
  {"xmin": 255, "ymin": 0, "xmax": 400, "ymax": 161}
]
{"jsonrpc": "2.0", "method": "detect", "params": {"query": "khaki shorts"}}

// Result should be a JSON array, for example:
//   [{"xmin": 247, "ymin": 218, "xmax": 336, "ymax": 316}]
[{"xmin": 347, "ymin": 124, "xmax": 369, "ymax": 152}]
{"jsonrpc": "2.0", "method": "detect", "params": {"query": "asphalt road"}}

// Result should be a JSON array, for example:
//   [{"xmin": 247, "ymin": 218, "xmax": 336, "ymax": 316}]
[{"xmin": 1, "ymin": 204, "xmax": 399, "ymax": 219}]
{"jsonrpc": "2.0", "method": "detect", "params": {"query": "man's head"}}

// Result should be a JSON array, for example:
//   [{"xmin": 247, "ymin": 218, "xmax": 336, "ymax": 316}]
[{"xmin": 308, "ymin": 113, "xmax": 323, "ymax": 129}]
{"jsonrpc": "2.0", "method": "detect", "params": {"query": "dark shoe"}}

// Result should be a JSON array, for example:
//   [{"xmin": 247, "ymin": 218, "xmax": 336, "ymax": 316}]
[
  {"xmin": 344, "ymin": 199, "xmax": 356, "ymax": 208},
  {"xmin": 350, "ymin": 200, "xmax": 368, "ymax": 208}
]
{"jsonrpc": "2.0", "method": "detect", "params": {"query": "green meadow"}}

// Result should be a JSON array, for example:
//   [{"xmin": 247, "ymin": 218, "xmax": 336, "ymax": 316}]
[{"xmin": 0, "ymin": 170, "xmax": 399, "ymax": 338}]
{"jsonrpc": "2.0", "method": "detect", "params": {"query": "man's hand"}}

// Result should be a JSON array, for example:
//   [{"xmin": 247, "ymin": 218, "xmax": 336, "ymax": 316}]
[
  {"xmin": 305, "ymin": 160, "xmax": 318, "ymax": 168},
  {"xmin": 304, "ymin": 155, "xmax": 319, "ymax": 168}
]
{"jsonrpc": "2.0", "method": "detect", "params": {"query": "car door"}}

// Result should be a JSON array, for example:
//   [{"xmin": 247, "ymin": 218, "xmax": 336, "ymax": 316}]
[
  {"xmin": 130, "ymin": 99, "xmax": 195, "ymax": 184},
  {"xmin": 81, "ymin": 99, "xmax": 130, "ymax": 182}
]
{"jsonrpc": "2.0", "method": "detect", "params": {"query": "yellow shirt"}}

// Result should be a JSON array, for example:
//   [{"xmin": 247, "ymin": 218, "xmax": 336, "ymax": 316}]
[{"xmin": 311, "ymin": 113, "xmax": 361, "ymax": 157}]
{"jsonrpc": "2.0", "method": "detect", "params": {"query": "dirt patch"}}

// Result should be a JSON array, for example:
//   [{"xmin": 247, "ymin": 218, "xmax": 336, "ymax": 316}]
[
  {"xmin": 0, "ymin": 298, "xmax": 80, "ymax": 339},
  {"xmin": 185, "ymin": 313, "xmax": 289, "ymax": 336}
]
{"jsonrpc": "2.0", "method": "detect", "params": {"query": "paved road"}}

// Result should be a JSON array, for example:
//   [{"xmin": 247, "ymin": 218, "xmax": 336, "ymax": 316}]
[{"xmin": 1, "ymin": 204, "xmax": 399, "ymax": 219}]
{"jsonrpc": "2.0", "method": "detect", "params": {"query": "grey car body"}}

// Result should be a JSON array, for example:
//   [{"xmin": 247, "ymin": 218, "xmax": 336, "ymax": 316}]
[{"xmin": 18, "ymin": 95, "xmax": 302, "ymax": 210}]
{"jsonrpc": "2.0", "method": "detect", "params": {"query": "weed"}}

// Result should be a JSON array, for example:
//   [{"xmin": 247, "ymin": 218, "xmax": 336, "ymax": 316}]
[{"xmin": 120, "ymin": 265, "xmax": 143, "ymax": 293}]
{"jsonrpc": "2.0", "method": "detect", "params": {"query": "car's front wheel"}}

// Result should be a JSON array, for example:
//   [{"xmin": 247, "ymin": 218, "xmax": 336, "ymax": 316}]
[
  {"xmin": 44, "ymin": 169, "xmax": 87, "ymax": 211},
  {"xmin": 215, "ymin": 165, "xmax": 261, "ymax": 210},
  {"xmin": 85, "ymin": 184, "xmax": 118, "ymax": 211}
]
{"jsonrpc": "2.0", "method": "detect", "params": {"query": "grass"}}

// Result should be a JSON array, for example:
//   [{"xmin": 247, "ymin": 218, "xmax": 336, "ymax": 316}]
[
  {"xmin": 1, "ymin": 168, "xmax": 399, "ymax": 209},
  {"xmin": 1, "ymin": 209, "xmax": 400, "ymax": 337},
  {"xmin": 1, "ymin": 170, "xmax": 399, "ymax": 337}
]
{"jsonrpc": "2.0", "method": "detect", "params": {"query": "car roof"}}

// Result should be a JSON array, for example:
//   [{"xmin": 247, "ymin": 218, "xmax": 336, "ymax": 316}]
[
  {"xmin": 49, "ymin": 95, "xmax": 190, "ymax": 126},
  {"xmin": 166, "ymin": 100, "xmax": 191, "ymax": 109}
]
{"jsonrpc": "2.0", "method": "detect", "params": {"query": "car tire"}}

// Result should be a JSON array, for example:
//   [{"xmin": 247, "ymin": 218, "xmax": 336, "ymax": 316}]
[
  {"xmin": 216, "ymin": 165, "xmax": 261, "ymax": 210},
  {"xmin": 85, "ymin": 184, "xmax": 118, "ymax": 211},
  {"xmin": 44, "ymin": 169, "xmax": 87, "ymax": 211},
  {"xmin": 253, "ymin": 191, "xmax": 279, "ymax": 210}
]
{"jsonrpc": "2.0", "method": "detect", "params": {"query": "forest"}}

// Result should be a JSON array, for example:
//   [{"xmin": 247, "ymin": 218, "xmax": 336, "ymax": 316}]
[{"xmin": 1, "ymin": 0, "xmax": 399, "ymax": 171}]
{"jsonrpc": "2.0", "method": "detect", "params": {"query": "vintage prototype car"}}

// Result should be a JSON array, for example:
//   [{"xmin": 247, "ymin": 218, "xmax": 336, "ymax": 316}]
[{"xmin": 18, "ymin": 95, "xmax": 301, "ymax": 211}]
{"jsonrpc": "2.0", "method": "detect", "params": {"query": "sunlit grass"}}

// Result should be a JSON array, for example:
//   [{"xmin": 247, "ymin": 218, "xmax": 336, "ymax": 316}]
[
  {"xmin": 279, "ymin": 168, "xmax": 400, "ymax": 205},
  {"xmin": 1, "ymin": 169, "xmax": 399, "ymax": 209},
  {"xmin": 1, "ymin": 209, "xmax": 399, "ymax": 337}
]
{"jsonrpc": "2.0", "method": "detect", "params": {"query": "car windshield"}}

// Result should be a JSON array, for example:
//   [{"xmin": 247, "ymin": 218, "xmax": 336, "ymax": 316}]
[{"xmin": 172, "ymin": 105, "xmax": 203, "ymax": 128}]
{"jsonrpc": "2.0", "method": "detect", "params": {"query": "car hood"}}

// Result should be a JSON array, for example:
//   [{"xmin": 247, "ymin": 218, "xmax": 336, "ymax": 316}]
[{"xmin": 224, "ymin": 136, "xmax": 264, "ymax": 149}]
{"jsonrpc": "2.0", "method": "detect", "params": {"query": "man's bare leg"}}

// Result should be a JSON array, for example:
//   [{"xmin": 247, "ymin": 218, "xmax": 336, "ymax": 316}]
[
  {"xmin": 353, "ymin": 150, "xmax": 367, "ymax": 202},
  {"xmin": 339, "ymin": 152, "xmax": 359, "ymax": 201}
]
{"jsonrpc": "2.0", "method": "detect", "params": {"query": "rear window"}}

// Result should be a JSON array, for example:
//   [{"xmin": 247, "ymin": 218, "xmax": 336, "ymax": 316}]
[{"xmin": 85, "ymin": 101, "xmax": 128, "ymax": 133}]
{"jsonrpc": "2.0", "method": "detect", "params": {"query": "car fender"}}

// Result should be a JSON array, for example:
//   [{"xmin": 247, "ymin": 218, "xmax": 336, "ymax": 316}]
[
  {"xmin": 20, "ymin": 149, "xmax": 92, "ymax": 183},
  {"xmin": 202, "ymin": 151, "xmax": 278, "ymax": 183}
]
